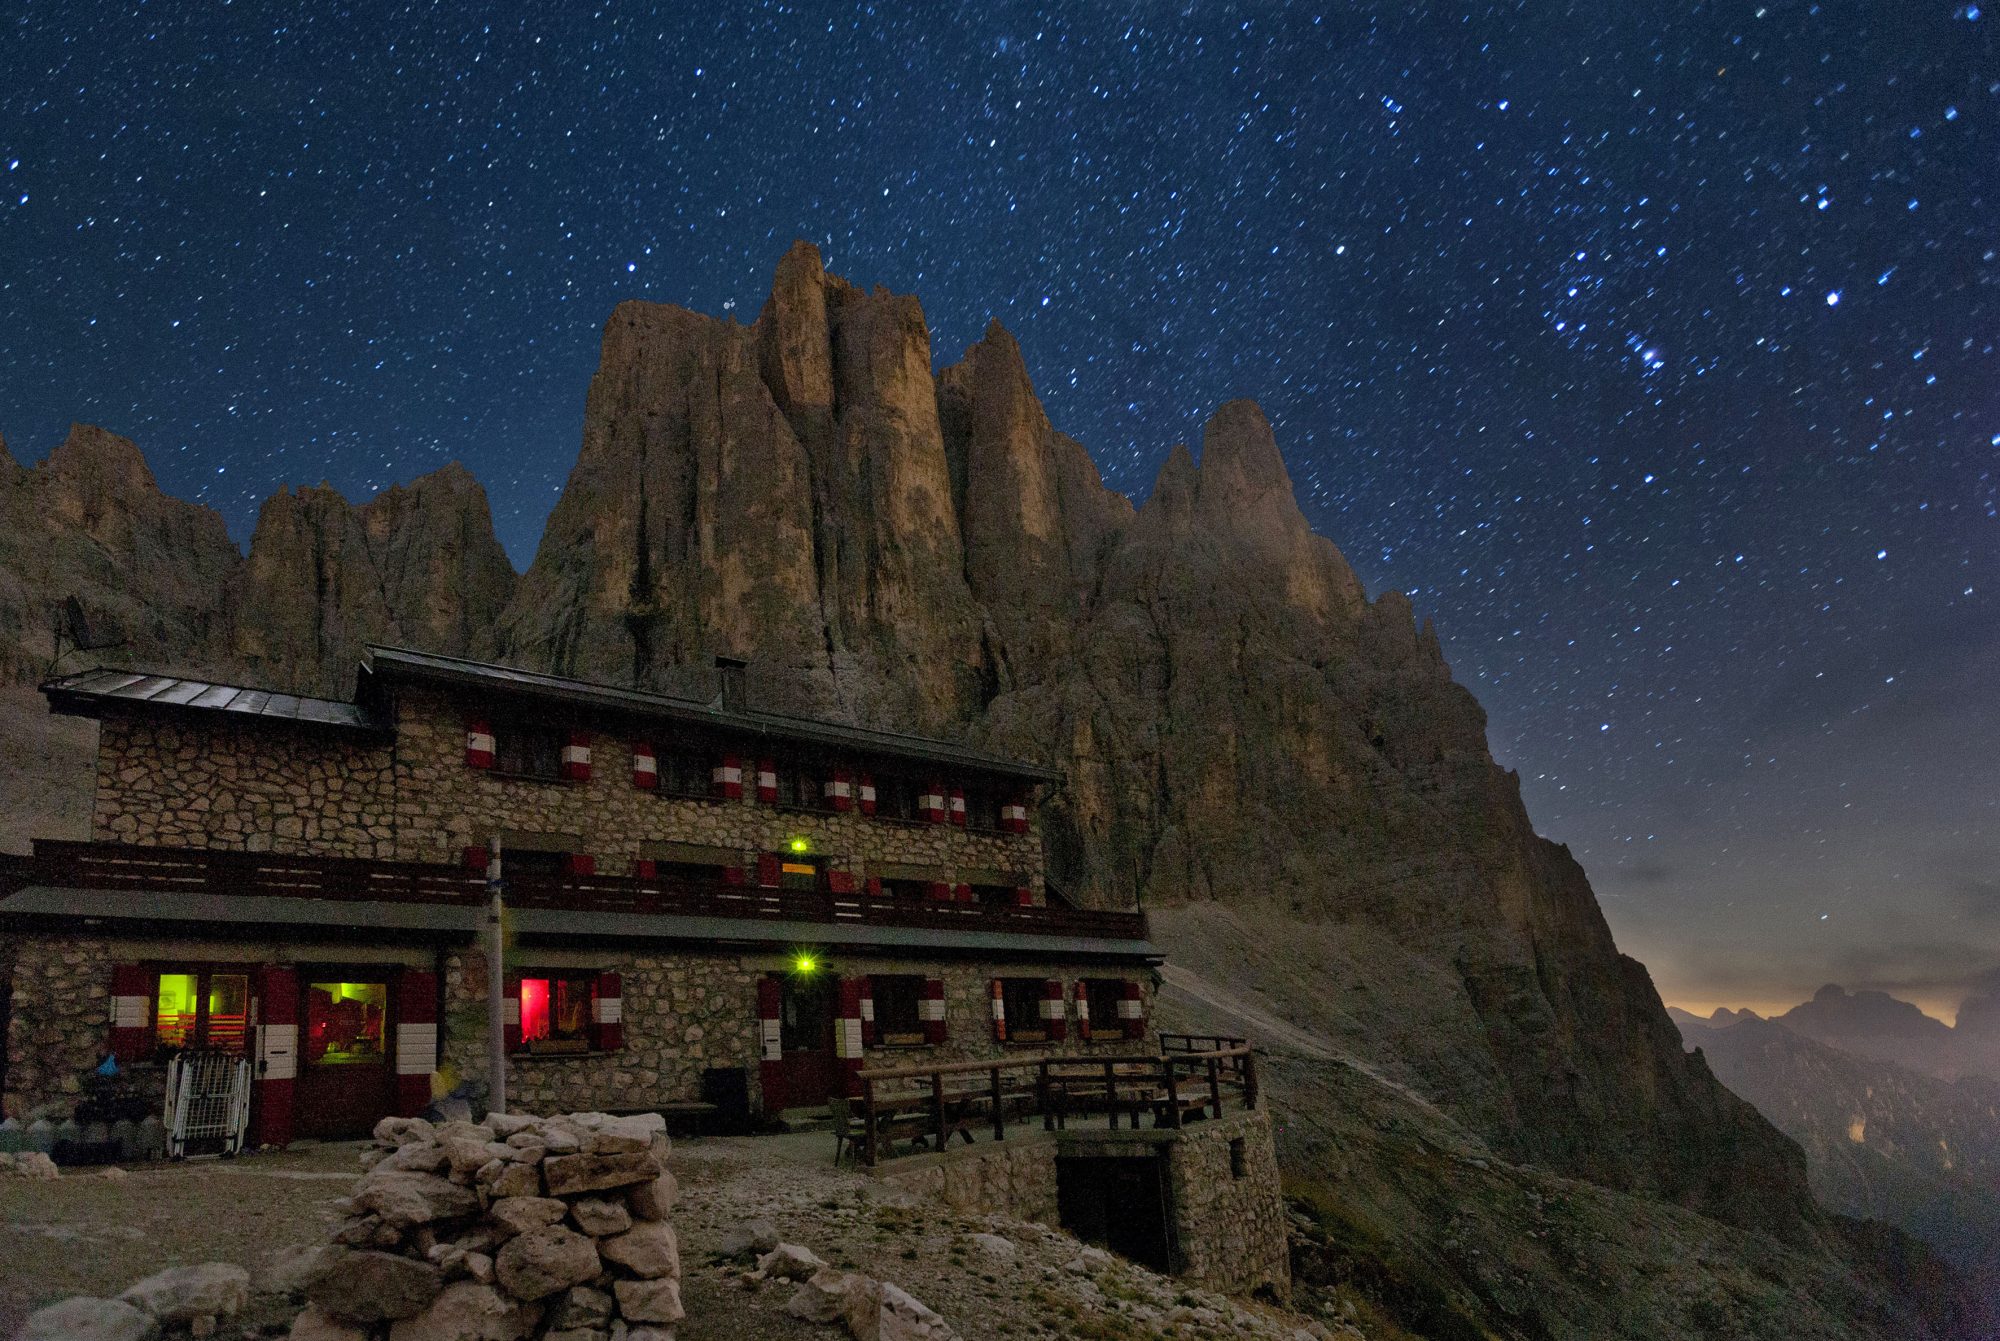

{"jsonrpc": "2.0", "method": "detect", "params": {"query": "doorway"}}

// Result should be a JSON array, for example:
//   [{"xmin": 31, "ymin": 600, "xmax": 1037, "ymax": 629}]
[
  {"xmin": 777, "ymin": 969, "xmax": 838, "ymax": 1107},
  {"xmin": 294, "ymin": 974, "xmax": 394, "ymax": 1139},
  {"xmin": 1057, "ymin": 1153, "xmax": 1177, "ymax": 1274}
]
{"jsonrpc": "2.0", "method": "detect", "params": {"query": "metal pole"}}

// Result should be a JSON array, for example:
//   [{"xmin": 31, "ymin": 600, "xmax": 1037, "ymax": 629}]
[{"xmin": 486, "ymin": 835, "xmax": 507, "ymax": 1117}]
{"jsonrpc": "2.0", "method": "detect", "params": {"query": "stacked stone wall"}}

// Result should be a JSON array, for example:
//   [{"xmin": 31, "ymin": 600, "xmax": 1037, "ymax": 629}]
[
  {"xmin": 1, "ymin": 933, "xmax": 118, "ymax": 1116},
  {"xmin": 1163, "ymin": 1109, "xmax": 1290, "ymax": 1298}
]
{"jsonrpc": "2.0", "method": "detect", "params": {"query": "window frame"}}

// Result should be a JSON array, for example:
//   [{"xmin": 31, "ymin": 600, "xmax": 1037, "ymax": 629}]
[
  {"xmin": 150, "ymin": 965, "xmax": 253, "ymax": 1058},
  {"xmin": 1000, "ymin": 977, "xmax": 1049, "ymax": 1045},
  {"xmin": 514, "ymin": 969, "xmax": 599, "ymax": 1056},
  {"xmin": 962, "ymin": 784, "xmax": 1002, "ymax": 833},
  {"xmin": 1083, "ymin": 978, "xmax": 1125, "ymax": 1035},
  {"xmin": 652, "ymin": 744, "xmax": 715, "ymax": 800},
  {"xmin": 871, "ymin": 974, "xmax": 926, "ymax": 1047},
  {"xmin": 490, "ymin": 721, "xmax": 565, "ymax": 782}
]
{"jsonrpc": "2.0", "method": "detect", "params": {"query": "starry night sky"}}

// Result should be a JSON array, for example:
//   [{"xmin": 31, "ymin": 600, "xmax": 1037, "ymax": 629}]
[{"xmin": 2, "ymin": 3, "xmax": 1994, "ymax": 1017}]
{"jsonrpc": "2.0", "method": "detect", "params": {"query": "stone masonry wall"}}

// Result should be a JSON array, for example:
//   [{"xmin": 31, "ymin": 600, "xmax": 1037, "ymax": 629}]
[
  {"xmin": 388, "ymin": 687, "xmax": 1046, "ymax": 893},
  {"xmin": 91, "ymin": 717, "xmax": 398, "ymax": 856},
  {"xmin": 1163, "ymin": 1109, "xmax": 1290, "ymax": 1299},
  {"xmin": 440, "ymin": 946, "xmax": 1155, "ymax": 1114},
  {"xmin": 1, "ymin": 933, "xmax": 118, "ymax": 1117}
]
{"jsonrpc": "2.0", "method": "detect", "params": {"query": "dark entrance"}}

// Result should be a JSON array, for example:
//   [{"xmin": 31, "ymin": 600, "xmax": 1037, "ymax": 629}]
[
  {"xmin": 294, "ymin": 973, "xmax": 394, "ymax": 1138},
  {"xmin": 778, "ymin": 969, "xmax": 838, "ymax": 1107},
  {"xmin": 1056, "ymin": 1154, "xmax": 1176, "ymax": 1274}
]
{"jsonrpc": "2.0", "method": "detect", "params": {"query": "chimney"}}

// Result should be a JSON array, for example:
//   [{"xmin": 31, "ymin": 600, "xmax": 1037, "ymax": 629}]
[{"xmin": 715, "ymin": 655, "xmax": 748, "ymax": 711}]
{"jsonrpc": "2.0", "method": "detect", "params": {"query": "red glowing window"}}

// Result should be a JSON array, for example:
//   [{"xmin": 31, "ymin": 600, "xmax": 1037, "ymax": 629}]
[{"xmin": 519, "ymin": 972, "xmax": 595, "ymax": 1054}]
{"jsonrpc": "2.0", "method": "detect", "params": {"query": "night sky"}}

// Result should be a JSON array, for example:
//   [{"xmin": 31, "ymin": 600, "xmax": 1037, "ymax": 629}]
[{"xmin": 2, "ymin": 3, "xmax": 1994, "ymax": 1017}]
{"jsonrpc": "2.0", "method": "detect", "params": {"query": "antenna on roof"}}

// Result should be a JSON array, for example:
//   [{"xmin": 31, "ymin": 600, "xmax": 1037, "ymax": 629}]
[{"xmin": 46, "ymin": 596, "xmax": 125, "ymax": 677}]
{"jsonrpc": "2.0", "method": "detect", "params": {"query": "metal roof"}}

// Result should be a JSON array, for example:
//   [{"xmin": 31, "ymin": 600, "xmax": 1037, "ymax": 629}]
[
  {"xmin": 42, "ymin": 668, "xmax": 383, "ymax": 732},
  {"xmin": 362, "ymin": 645, "xmax": 1062, "ymax": 783},
  {"xmin": 0, "ymin": 885, "xmax": 1160, "ymax": 963}
]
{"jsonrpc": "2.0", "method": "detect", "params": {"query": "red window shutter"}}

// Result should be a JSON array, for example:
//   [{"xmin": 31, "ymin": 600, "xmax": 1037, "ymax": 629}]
[
  {"xmin": 1014, "ymin": 886, "xmax": 1033, "ymax": 907},
  {"xmin": 921, "ymin": 977, "xmax": 947, "ymax": 1044},
  {"xmin": 827, "ymin": 767, "xmax": 854, "ymax": 812},
  {"xmin": 1074, "ymin": 979, "xmax": 1092, "ymax": 1040},
  {"xmin": 393, "ymin": 971, "xmax": 437, "ymax": 1118},
  {"xmin": 462, "ymin": 845, "xmax": 490, "ymax": 873},
  {"xmin": 756, "ymin": 853, "xmax": 781, "ymax": 888},
  {"xmin": 865, "ymin": 876, "xmax": 883, "ymax": 896},
  {"xmin": 560, "ymin": 729, "xmax": 593, "ymax": 782},
  {"xmin": 921, "ymin": 780, "xmax": 946, "ymax": 824},
  {"xmin": 857, "ymin": 772, "xmax": 877, "ymax": 815},
  {"xmin": 756, "ymin": 757, "xmax": 777, "ymax": 804},
  {"xmin": 859, "ymin": 977, "xmax": 876, "ymax": 1046},
  {"xmin": 954, "ymin": 882, "xmax": 974, "ymax": 903},
  {"xmin": 826, "ymin": 869, "xmax": 857, "ymax": 895},
  {"xmin": 465, "ymin": 718, "xmax": 495, "ymax": 769},
  {"xmin": 989, "ymin": 978, "xmax": 1007, "ymax": 1042},
  {"xmin": 593, "ymin": 972, "xmax": 624, "ymax": 1052},
  {"xmin": 715, "ymin": 753, "xmax": 744, "ymax": 799},
  {"xmin": 925, "ymin": 881, "xmax": 950, "ymax": 902},
  {"xmin": 949, "ymin": 787, "xmax": 967, "ymax": 827},
  {"xmin": 757, "ymin": 977, "xmax": 785, "ymax": 1109},
  {"xmin": 633, "ymin": 858, "xmax": 658, "ymax": 879},
  {"xmin": 502, "ymin": 972, "xmax": 523, "ymax": 1053},
  {"xmin": 632, "ymin": 741, "xmax": 658, "ymax": 790},
  {"xmin": 1043, "ymin": 979, "xmax": 1067, "ymax": 1042},
  {"xmin": 1002, "ymin": 793, "xmax": 1029, "ymax": 834},
  {"xmin": 1121, "ymin": 980, "xmax": 1145, "ymax": 1039},
  {"xmin": 252, "ymin": 964, "xmax": 300, "ymax": 1148},
  {"xmin": 565, "ymin": 852, "xmax": 596, "ymax": 876},
  {"xmin": 109, "ymin": 963, "xmax": 150, "ymax": 1063},
  {"xmin": 722, "ymin": 864, "xmax": 747, "ymax": 886}
]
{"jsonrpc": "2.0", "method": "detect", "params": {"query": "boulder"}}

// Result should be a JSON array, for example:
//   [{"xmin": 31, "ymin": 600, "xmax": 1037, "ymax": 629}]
[
  {"xmin": 581, "ymin": 1114, "xmax": 661, "ymax": 1156},
  {"xmin": 485, "ymin": 1161, "xmax": 543, "ymax": 1199},
  {"xmin": 385, "ymin": 1282, "xmax": 541, "ymax": 1341},
  {"xmin": 877, "ymin": 1280, "xmax": 956, "ymax": 1340},
  {"xmin": 597, "ymin": 1221, "xmax": 677, "ymax": 1280},
  {"xmin": 545, "ymin": 1286, "xmax": 613, "ymax": 1330},
  {"xmin": 352, "ymin": 1170, "xmax": 481, "ymax": 1228},
  {"xmin": 785, "ymin": 1269, "xmax": 870, "ymax": 1326},
  {"xmin": 384, "ymin": 1141, "xmax": 452, "ymax": 1173},
  {"xmin": 625, "ymin": 1169, "xmax": 678, "ymax": 1222},
  {"xmin": 0, "ymin": 1151, "xmax": 59, "ymax": 1179},
  {"xmin": 488, "ymin": 1196, "xmax": 568, "ymax": 1238},
  {"xmin": 302, "ymin": 1248, "xmax": 445, "ymax": 1323},
  {"xmin": 567, "ymin": 1196, "xmax": 631, "ymax": 1237},
  {"xmin": 373, "ymin": 1117, "xmax": 436, "ymax": 1148},
  {"xmin": 444, "ymin": 1138, "xmax": 515, "ymax": 1181},
  {"xmin": 119, "ymin": 1262, "xmax": 251, "ymax": 1324},
  {"xmin": 967, "ymin": 1233, "xmax": 1015, "ymax": 1260},
  {"xmin": 756, "ymin": 1243, "xmax": 827, "ymax": 1282},
  {"xmin": 15, "ymin": 1298, "xmax": 157, "ymax": 1341},
  {"xmin": 493, "ymin": 1225, "xmax": 600, "ymax": 1301},
  {"xmin": 610, "ymin": 1279, "xmax": 683, "ymax": 1326},
  {"xmin": 717, "ymin": 1218, "xmax": 778, "ymax": 1260},
  {"xmin": 540, "ymin": 1151, "xmax": 659, "ymax": 1196},
  {"xmin": 485, "ymin": 1112, "xmax": 543, "ymax": 1139},
  {"xmin": 287, "ymin": 1305, "xmax": 370, "ymax": 1341}
]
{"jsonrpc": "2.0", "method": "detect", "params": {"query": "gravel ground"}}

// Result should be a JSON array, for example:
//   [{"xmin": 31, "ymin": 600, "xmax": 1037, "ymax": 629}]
[{"xmin": 0, "ymin": 1131, "xmax": 1343, "ymax": 1341}]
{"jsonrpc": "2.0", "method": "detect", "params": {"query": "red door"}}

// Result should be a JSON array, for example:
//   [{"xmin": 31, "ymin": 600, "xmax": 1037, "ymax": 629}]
[
  {"xmin": 294, "ymin": 974, "xmax": 395, "ymax": 1139},
  {"xmin": 779, "ymin": 971, "xmax": 838, "ymax": 1107}
]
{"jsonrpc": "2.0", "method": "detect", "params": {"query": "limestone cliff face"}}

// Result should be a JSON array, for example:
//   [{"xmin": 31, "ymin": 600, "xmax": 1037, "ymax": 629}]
[
  {"xmin": 0, "ymin": 424, "xmax": 241, "ymax": 682},
  {"xmin": 0, "ymin": 246, "xmax": 1822, "ymax": 1252},
  {"xmin": 232, "ymin": 465, "xmax": 516, "ymax": 693}
]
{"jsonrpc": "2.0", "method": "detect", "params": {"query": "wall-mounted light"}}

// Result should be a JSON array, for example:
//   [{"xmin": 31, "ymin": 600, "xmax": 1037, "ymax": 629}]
[
  {"xmin": 793, "ymin": 952, "xmax": 819, "ymax": 975},
  {"xmin": 789, "ymin": 836, "xmax": 811, "ymax": 854}
]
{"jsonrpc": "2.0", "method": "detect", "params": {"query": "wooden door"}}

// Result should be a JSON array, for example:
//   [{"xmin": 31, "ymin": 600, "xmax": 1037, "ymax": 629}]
[
  {"xmin": 294, "ymin": 975, "xmax": 394, "ymax": 1139},
  {"xmin": 779, "ymin": 971, "xmax": 838, "ymax": 1106}
]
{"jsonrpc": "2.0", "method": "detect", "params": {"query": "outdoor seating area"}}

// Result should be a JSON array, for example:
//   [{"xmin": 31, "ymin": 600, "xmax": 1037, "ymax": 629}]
[{"xmin": 841, "ymin": 1034, "xmax": 1258, "ymax": 1166}]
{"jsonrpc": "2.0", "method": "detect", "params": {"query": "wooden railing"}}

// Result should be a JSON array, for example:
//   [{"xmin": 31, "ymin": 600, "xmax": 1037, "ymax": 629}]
[
  {"xmin": 853, "ymin": 1041, "xmax": 1257, "ymax": 1166},
  {"xmin": 9, "ymin": 840, "xmax": 1150, "ymax": 942}
]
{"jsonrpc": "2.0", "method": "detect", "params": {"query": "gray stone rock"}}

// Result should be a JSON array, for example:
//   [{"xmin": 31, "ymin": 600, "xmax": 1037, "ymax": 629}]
[
  {"xmin": 718, "ymin": 1219, "xmax": 778, "ymax": 1260},
  {"xmin": 546, "ymin": 1286, "xmax": 612, "ymax": 1330},
  {"xmin": 287, "ymin": 1305, "xmax": 370, "ymax": 1341},
  {"xmin": 597, "ymin": 1222, "xmax": 677, "ymax": 1280},
  {"xmin": 15, "ymin": 1297, "xmax": 158, "ymax": 1341},
  {"xmin": 384, "ymin": 1142, "xmax": 452, "ymax": 1174},
  {"xmin": 385, "ymin": 1282, "xmax": 541, "ymax": 1341},
  {"xmin": 756, "ymin": 1243, "xmax": 826, "ymax": 1282},
  {"xmin": 373, "ymin": 1117, "xmax": 436, "ymax": 1148},
  {"xmin": 485, "ymin": 1161, "xmax": 542, "ymax": 1199},
  {"xmin": 485, "ymin": 1112, "xmax": 543, "ymax": 1139},
  {"xmin": 119, "ymin": 1262, "xmax": 250, "ymax": 1324},
  {"xmin": 566, "ymin": 1196, "xmax": 630, "ymax": 1237},
  {"xmin": 581, "ymin": 1115, "xmax": 660, "ymax": 1156},
  {"xmin": 967, "ymin": 1233, "xmax": 1015, "ymax": 1260},
  {"xmin": 540, "ymin": 1151, "xmax": 659, "ymax": 1196},
  {"xmin": 302, "ymin": 1248, "xmax": 445, "ymax": 1323},
  {"xmin": 352, "ymin": 1170, "xmax": 480, "ymax": 1228},
  {"xmin": 610, "ymin": 1279, "xmax": 683, "ymax": 1326},
  {"xmin": 625, "ymin": 1169, "xmax": 678, "ymax": 1223},
  {"xmin": 488, "ymin": 1196, "xmax": 567, "ymax": 1238},
  {"xmin": 493, "ymin": 1225, "xmax": 600, "ymax": 1301}
]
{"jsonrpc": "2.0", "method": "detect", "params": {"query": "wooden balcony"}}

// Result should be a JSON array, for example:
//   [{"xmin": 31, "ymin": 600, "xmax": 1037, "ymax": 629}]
[{"xmin": 3, "ymin": 840, "xmax": 1149, "ymax": 942}]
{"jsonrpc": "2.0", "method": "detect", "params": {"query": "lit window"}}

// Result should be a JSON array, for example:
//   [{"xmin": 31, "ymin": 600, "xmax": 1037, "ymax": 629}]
[
  {"xmin": 520, "ymin": 972, "xmax": 595, "ymax": 1053},
  {"xmin": 306, "ymin": 981, "xmax": 387, "ymax": 1065},
  {"xmin": 153, "ymin": 969, "xmax": 250, "ymax": 1056}
]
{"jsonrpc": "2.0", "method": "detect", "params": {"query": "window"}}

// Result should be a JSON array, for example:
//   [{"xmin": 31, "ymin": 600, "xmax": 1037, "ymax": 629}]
[
  {"xmin": 777, "ymin": 855, "xmax": 820, "ymax": 892},
  {"xmin": 519, "ymin": 972, "xmax": 595, "ymax": 1054},
  {"xmin": 877, "ymin": 774, "xmax": 920, "ymax": 821},
  {"xmin": 1001, "ymin": 978, "xmax": 1047, "ymax": 1044},
  {"xmin": 493, "ymin": 723, "xmax": 563, "ymax": 780},
  {"xmin": 774, "ymin": 759, "xmax": 823, "ymax": 810},
  {"xmin": 153, "ymin": 970, "xmax": 250, "ymax": 1055},
  {"xmin": 969, "ymin": 882, "xmax": 1018, "ymax": 907},
  {"xmin": 963, "ymin": 785, "xmax": 1001, "ymax": 832},
  {"xmin": 501, "ymin": 847, "xmax": 569, "ymax": 877},
  {"xmin": 306, "ymin": 981, "xmax": 387, "ymax": 1065},
  {"xmin": 655, "ymin": 746, "xmax": 712, "ymax": 798},
  {"xmin": 872, "ymin": 975, "xmax": 924, "ymax": 1045},
  {"xmin": 1084, "ymin": 979, "xmax": 1125, "ymax": 1032},
  {"xmin": 1230, "ymin": 1137, "xmax": 1248, "ymax": 1179},
  {"xmin": 880, "ymin": 877, "xmax": 929, "ymax": 901}
]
